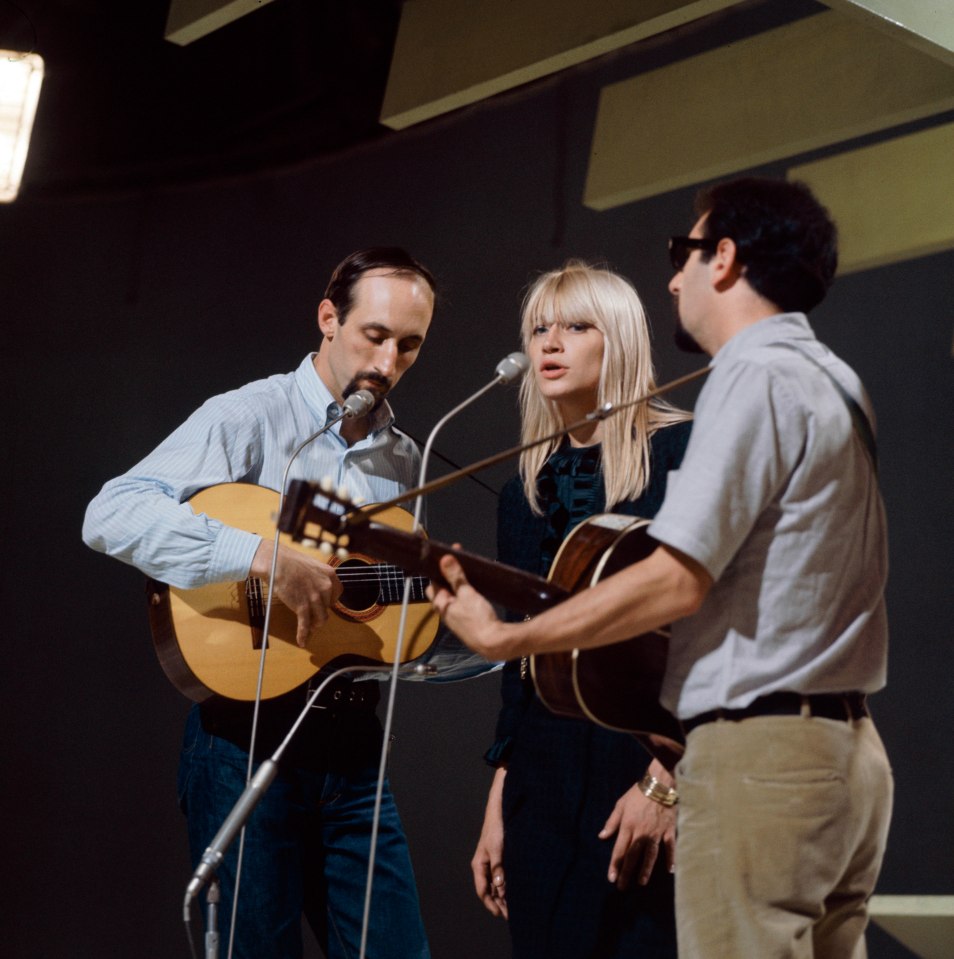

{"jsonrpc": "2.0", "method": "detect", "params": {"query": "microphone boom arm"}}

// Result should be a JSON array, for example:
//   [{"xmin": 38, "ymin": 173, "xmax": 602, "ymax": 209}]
[{"xmin": 294, "ymin": 366, "xmax": 711, "ymax": 528}]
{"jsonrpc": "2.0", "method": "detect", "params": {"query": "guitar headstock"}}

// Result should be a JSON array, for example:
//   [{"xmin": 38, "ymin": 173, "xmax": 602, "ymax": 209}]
[{"xmin": 279, "ymin": 478, "xmax": 371, "ymax": 560}]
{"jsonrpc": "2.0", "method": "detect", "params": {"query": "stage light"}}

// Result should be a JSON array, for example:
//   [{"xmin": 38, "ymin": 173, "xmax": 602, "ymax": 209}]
[{"xmin": 0, "ymin": 50, "xmax": 44, "ymax": 202}]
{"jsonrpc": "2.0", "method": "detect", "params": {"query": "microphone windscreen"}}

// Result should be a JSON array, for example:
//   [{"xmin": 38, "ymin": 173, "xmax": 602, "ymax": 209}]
[
  {"xmin": 495, "ymin": 351, "xmax": 530, "ymax": 383},
  {"xmin": 343, "ymin": 389, "xmax": 375, "ymax": 417}
]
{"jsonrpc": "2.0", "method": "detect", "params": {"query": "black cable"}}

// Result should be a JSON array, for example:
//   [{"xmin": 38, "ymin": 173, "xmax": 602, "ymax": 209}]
[{"xmin": 396, "ymin": 428, "xmax": 501, "ymax": 499}]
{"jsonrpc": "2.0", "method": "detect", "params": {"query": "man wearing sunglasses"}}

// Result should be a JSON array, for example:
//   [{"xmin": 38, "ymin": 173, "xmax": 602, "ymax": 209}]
[{"xmin": 431, "ymin": 177, "xmax": 892, "ymax": 959}]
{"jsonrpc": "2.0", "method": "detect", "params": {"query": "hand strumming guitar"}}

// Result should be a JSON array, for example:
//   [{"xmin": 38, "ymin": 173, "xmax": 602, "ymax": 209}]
[{"xmin": 251, "ymin": 538, "xmax": 343, "ymax": 647}]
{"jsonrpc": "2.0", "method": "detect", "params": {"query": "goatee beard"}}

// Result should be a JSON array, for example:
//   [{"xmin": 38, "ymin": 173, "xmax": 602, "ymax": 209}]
[{"xmin": 343, "ymin": 373, "xmax": 391, "ymax": 411}]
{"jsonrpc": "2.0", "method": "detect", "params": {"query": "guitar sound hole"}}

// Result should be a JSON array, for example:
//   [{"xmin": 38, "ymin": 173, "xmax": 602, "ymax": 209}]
[{"xmin": 337, "ymin": 559, "xmax": 381, "ymax": 613}]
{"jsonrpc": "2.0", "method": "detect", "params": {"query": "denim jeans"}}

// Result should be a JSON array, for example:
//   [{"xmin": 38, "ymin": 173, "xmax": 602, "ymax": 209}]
[{"xmin": 178, "ymin": 704, "xmax": 430, "ymax": 959}]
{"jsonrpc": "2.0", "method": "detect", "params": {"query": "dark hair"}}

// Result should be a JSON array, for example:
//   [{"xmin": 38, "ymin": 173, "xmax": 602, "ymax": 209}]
[
  {"xmin": 323, "ymin": 247, "xmax": 437, "ymax": 323},
  {"xmin": 695, "ymin": 177, "xmax": 838, "ymax": 313}
]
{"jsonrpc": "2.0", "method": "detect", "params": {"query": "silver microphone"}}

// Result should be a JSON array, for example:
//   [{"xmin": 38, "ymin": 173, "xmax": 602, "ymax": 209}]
[
  {"xmin": 342, "ymin": 389, "xmax": 375, "ymax": 417},
  {"xmin": 494, "ymin": 351, "xmax": 529, "ymax": 384},
  {"xmin": 354, "ymin": 350, "xmax": 528, "ymax": 958},
  {"xmin": 184, "ymin": 760, "xmax": 279, "ymax": 910}
]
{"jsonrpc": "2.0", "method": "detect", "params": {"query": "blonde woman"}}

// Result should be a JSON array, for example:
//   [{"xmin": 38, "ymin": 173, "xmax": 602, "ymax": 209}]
[{"xmin": 473, "ymin": 262, "xmax": 690, "ymax": 959}]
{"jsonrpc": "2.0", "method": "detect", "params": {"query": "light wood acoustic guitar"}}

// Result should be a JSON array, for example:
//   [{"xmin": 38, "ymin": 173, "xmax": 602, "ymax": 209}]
[
  {"xmin": 145, "ymin": 483, "xmax": 439, "ymax": 703},
  {"xmin": 279, "ymin": 480, "xmax": 685, "ymax": 769}
]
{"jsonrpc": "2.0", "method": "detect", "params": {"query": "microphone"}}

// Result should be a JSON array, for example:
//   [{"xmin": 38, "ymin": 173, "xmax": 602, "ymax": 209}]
[
  {"xmin": 181, "ymin": 658, "xmax": 428, "ymax": 920},
  {"xmin": 354, "ymin": 350, "xmax": 528, "ymax": 959},
  {"xmin": 495, "ymin": 352, "xmax": 530, "ymax": 384},
  {"xmin": 183, "ymin": 759, "xmax": 279, "ymax": 911},
  {"xmin": 342, "ymin": 389, "xmax": 374, "ymax": 417},
  {"xmin": 188, "ymin": 387, "xmax": 377, "ymax": 913},
  {"xmin": 347, "ymin": 365, "xmax": 712, "ymax": 521},
  {"xmin": 414, "ymin": 351, "xmax": 527, "ymax": 519}
]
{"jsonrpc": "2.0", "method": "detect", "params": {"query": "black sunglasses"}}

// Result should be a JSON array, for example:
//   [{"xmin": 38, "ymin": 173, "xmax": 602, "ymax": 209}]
[{"xmin": 668, "ymin": 236, "xmax": 718, "ymax": 271}]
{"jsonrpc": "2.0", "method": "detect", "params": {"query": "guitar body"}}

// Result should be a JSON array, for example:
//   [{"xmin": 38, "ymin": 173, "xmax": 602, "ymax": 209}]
[
  {"xmin": 276, "ymin": 479, "xmax": 684, "ymax": 767},
  {"xmin": 146, "ymin": 484, "xmax": 438, "ymax": 703},
  {"xmin": 531, "ymin": 515, "xmax": 685, "ymax": 769}
]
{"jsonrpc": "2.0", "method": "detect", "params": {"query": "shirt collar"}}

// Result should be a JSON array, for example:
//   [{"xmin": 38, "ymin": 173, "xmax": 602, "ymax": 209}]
[
  {"xmin": 546, "ymin": 441, "xmax": 601, "ymax": 477},
  {"xmin": 294, "ymin": 353, "xmax": 395, "ymax": 435},
  {"xmin": 711, "ymin": 312, "xmax": 816, "ymax": 367}
]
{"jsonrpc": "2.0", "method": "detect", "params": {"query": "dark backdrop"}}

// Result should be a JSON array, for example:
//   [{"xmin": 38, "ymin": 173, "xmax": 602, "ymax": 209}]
[{"xmin": 2, "ymin": 31, "xmax": 952, "ymax": 959}]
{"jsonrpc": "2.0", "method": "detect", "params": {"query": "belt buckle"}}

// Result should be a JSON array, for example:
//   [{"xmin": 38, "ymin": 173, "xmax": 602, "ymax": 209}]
[{"xmin": 304, "ymin": 677, "xmax": 333, "ymax": 710}]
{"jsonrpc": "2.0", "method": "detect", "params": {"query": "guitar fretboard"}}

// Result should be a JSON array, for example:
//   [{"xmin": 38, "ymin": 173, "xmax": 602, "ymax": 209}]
[{"xmin": 371, "ymin": 566, "xmax": 430, "ymax": 605}]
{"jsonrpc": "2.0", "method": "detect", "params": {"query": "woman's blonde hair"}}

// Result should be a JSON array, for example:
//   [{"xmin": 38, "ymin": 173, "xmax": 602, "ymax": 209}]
[{"xmin": 518, "ymin": 261, "xmax": 690, "ymax": 514}]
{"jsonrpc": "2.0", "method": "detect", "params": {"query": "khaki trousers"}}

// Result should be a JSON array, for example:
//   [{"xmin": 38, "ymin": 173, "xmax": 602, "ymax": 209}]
[{"xmin": 675, "ymin": 714, "xmax": 893, "ymax": 959}]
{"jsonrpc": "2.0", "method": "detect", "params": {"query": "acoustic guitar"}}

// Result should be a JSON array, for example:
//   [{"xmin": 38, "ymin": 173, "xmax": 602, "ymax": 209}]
[
  {"xmin": 279, "ymin": 480, "xmax": 685, "ymax": 768},
  {"xmin": 146, "ymin": 483, "xmax": 439, "ymax": 703}
]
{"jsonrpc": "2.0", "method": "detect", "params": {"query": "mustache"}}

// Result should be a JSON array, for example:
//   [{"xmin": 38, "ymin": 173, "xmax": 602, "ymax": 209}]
[{"xmin": 344, "ymin": 371, "xmax": 392, "ymax": 397}]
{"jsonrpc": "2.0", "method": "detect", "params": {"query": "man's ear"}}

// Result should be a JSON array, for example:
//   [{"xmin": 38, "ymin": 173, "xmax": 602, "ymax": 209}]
[
  {"xmin": 317, "ymin": 298, "xmax": 339, "ymax": 339},
  {"xmin": 712, "ymin": 237, "xmax": 744, "ymax": 291}
]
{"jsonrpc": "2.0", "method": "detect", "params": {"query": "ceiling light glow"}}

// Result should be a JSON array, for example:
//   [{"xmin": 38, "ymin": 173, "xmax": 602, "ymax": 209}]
[{"xmin": 0, "ymin": 51, "xmax": 44, "ymax": 202}]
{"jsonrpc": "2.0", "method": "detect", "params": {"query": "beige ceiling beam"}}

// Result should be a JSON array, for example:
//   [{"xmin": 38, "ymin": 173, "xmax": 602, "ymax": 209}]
[
  {"xmin": 380, "ymin": 0, "xmax": 740, "ymax": 130},
  {"xmin": 165, "ymin": 0, "xmax": 277, "ymax": 46},
  {"xmin": 787, "ymin": 122, "xmax": 954, "ymax": 275},
  {"xmin": 583, "ymin": 10, "xmax": 954, "ymax": 210},
  {"xmin": 822, "ymin": 0, "xmax": 954, "ymax": 67}
]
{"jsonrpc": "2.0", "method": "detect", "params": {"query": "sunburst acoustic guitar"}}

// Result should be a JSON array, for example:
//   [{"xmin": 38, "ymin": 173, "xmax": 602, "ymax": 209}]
[{"xmin": 145, "ymin": 483, "xmax": 439, "ymax": 703}]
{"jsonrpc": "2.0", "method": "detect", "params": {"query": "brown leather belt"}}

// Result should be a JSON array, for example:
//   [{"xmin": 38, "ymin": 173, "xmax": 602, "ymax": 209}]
[{"xmin": 682, "ymin": 691, "xmax": 869, "ymax": 735}]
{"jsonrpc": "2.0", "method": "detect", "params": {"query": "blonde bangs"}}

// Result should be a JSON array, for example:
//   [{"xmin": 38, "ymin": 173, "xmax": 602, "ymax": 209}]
[{"xmin": 517, "ymin": 262, "xmax": 690, "ymax": 514}]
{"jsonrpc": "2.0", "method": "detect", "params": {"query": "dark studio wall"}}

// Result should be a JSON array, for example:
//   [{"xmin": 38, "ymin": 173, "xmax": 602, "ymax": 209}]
[{"xmin": 2, "ymin": 21, "xmax": 952, "ymax": 959}]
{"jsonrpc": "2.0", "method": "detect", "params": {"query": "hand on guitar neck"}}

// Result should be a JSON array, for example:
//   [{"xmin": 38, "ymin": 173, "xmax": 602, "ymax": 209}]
[
  {"xmin": 249, "ymin": 538, "xmax": 344, "ymax": 648},
  {"xmin": 278, "ymin": 480, "xmax": 690, "ymax": 770}
]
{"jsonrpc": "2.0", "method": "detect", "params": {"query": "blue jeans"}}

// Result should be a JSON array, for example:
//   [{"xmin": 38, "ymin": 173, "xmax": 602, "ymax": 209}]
[{"xmin": 178, "ymin": 704, "xmax": 430, "ymax": 959}]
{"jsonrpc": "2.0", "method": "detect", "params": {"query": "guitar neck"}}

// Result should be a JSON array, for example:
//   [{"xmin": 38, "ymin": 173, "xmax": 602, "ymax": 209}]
[
  {"xmin": 350, "ymin": 523, "xmax": 569, "ymax": 615},
  {"xmin": 279, "ymin": 479, "xmax": 569, "ymax": 615}
]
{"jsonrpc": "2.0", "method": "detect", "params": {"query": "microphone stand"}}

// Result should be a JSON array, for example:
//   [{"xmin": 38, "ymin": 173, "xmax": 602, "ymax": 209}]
[
  {"xmin": 356, "ymin": 365, "xmax": 711, "ymax": 521},
  {"xmin": 182, "ymin": 389, "xmax": 375, "ymax": 959},
  {"xmin": 182, "ymin": 663, "xmax": 435, "ymax": 958},
  {"xmin": 203, "ymin": 880, "xmax": 220, "ymax": 959},
  {"xmin": 357, "ymin": 352, "xmax": 529, "ymax": 959}
]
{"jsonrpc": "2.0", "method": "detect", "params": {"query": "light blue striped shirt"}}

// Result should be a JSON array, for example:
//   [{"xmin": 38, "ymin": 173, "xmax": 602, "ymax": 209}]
[{"xmin": 83, "ymin": 354, "xmax": 490, "ymax": 681}]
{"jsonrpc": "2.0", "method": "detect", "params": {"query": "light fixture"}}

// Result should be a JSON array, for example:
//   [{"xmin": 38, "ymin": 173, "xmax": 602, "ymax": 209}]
[{"xmin": 0, "ymin": 50, "xmax": 44, "ymax": 202}]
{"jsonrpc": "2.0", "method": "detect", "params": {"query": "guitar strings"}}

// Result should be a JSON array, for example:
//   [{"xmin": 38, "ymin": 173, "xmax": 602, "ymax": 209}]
[{"xmin": 248, "ymin": 565, "xmax": 429, "ymax": 597}]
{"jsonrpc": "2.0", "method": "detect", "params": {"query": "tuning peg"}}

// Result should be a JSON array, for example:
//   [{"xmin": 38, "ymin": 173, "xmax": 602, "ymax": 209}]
[
  {"xmin": 335, "ymin": 546, "xmax": 350, "ymax": 562},
  {"xmin": 317, "ymin": 541, "xmax": 334, "ymax": 558},
  {"xmin": 319, "ymin": 476, "xmax": 334, "ymax": 493},
  {"xmin": 301, "ymin": 537, "xmax": 319, "ymax": 549},
  {"xmin": 336, "ymin": 485, "xmax": 350, "ymax": 503}
]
